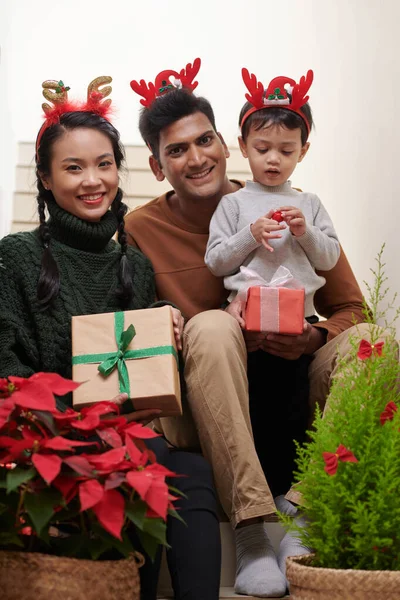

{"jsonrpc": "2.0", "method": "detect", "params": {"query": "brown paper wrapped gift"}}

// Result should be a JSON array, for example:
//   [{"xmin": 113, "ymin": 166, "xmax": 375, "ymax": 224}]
[{"xmin": 71, "ymin": 306, "xmax": 181, "ymax": 416}]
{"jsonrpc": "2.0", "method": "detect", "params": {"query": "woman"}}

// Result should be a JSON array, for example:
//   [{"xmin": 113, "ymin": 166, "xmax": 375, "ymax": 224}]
[{"xmin": 0, "ymin": 77, "xmax": 221, "ymax": 600}]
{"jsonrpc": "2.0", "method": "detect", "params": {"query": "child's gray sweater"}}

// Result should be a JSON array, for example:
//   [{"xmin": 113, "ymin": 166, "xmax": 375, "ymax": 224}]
[{"xmin": 205, "ymin": 180, "xmax": 340, "ymax": 317}]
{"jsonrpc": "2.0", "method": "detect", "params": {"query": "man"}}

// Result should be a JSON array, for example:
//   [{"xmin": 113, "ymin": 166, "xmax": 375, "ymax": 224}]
[{"xmin": 125, "ymin": 81, "xmax": 367, "ymax": 597}]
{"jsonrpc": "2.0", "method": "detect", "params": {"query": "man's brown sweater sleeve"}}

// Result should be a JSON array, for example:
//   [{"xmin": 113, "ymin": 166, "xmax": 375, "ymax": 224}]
[{"xmin": 313, "ymin": 247, "xmax": 366, "ymax": 342}]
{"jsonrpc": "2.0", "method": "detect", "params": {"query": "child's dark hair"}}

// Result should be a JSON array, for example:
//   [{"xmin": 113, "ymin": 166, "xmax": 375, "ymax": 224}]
[
  {"xmin": 239, "ymin": 99, "xmax": 313, "ymax": 145},
  {"xmin": 35, "ymin": 111, "xmax": 134, "ymax": 310},
  {"xmin": 139, "ymin": 88, "xmax": 217, "ymax": 162}
]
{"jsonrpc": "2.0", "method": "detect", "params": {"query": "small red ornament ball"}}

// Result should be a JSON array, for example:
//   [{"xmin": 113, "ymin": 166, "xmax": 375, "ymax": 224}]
[{"xmin": 271, "ymin": 210, "xmax": 284, "ymax": 223}]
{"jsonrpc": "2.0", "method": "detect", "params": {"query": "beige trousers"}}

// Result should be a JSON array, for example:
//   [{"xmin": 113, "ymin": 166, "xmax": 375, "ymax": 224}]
[{"xmin": 155, "ymin": 313, "xmax": 389, "ymax": 526}]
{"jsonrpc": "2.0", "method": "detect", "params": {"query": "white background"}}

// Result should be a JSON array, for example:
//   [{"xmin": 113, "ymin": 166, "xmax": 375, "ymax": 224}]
[{"xmin": 1, "ymin": 0, "xmax": 399, "ymax": 333}]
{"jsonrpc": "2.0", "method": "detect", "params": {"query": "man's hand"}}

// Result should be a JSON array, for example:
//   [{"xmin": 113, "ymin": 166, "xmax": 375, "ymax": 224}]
[
  {"xmin": 244, "ymin": 323, "xmax": 326, "ymax": 359},
  {"xmin": 279, "ymin": 206, "xmax": 307, "ymax": 237},
  {"xmin": 250, "ymin": 209, "xmax": 286, "ymax": 252}
]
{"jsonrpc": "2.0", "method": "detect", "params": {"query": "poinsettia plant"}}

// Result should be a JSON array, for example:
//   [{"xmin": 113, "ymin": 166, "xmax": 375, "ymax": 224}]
[
  {"xmin": 281, "ymin": 246, "xmax": 400, "ymax": 571},
  {"xmin": 0, "ymin": 373, "xmax": 180, "ymax": 560}
]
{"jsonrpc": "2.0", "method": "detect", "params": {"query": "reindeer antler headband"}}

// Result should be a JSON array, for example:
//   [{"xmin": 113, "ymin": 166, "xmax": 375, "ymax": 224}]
[
  {"xmin": 130, "ymin": 58, "xmax": 201, "ymax": 108},
  {"xmin": 240, "ymin": 69, "xmax": 314, "ymax": 136},
  {"xmin": 36, "ymin": 76, "xmax": 113, "ymax": 153}
]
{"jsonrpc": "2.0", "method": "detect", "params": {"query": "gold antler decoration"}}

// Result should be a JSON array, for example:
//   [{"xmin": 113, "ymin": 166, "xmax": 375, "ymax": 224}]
[
  {"xmin": 87, "ymin": 76, "xmax": 112, "ymax": 109},
  {"xmin": 41, "ymin": 80, "xmax": 70, "ymax": 114}
]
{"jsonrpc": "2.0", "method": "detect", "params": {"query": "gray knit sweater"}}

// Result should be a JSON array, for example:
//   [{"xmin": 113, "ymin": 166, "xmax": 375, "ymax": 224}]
[{"xmin": 205, "ymin": 180, "xmax": 340, "ymax": 317}]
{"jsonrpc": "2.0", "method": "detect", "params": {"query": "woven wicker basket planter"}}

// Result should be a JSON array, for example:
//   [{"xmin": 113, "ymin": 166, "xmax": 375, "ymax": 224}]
[
  {"xmin": 0, "ymin": 550, "xmax": 144, "ymax": 600},
  {"xmin": 287, "ymin": 554, "xmax": 400, "ymax": 600}
]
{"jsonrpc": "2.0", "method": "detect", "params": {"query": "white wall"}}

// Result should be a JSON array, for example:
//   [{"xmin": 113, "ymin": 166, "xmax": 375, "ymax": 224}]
[{"xmin": 1, "ymin": 0, "xmax": 400, "ymax": 333}]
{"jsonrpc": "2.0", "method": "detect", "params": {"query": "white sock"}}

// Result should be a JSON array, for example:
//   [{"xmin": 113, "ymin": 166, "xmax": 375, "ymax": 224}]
[
  {"xmin": 235, "ymin": 522, "xmax": 287, "ymax": 598},
  {"xmin": 277, "ymin": 515, "xmax": 312, "ymax": 579},
  {"xmin": 274, "ymin": 495, "xmax": 298, "ymax": 518}
]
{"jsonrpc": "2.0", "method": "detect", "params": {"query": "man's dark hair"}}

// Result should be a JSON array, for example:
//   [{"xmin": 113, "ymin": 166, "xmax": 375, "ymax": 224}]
[
  {"xmin": 139, "ymin": 88, "xmax": 217, "ymax": 161},
  {"xmin": 239, "ymin": 100, "xmax": 313, "ymax": 146}
]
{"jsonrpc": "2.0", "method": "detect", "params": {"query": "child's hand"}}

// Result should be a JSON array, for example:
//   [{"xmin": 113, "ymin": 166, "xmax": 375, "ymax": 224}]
[
  {"xmin": 225, "ymin": 296, "xmax": 246, "ymax": 328},
  {"xmin": 171, "ymin": 307, "xmax": 184, "ymax": 351},
  {"xmin": 278, "ymin": 206, "xmax": 306, "ymax": 237},
  {"xmin": 250, "ymin": 209, "xmax": 286, "ymax": 252}
]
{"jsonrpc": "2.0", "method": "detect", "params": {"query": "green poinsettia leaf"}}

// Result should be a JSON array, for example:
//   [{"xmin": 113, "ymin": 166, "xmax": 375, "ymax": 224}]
[
  {"xmin": 25, "ymin": 489, "xmax": 62, "ymax": 535},
  {"xmin": 6, "ymin": 467, "xmax": 36, "ymax": 494},
  {"xmin": 167, "ymin": 485, "xmax": 187, "ymax": 499},
  {"xmin": 142, "ymin": 517, "xmax": 168, "ymax": 546},
  {"xmin": 0, "ymin": 532, "xmax": 24, "ymax": 548},
  {"xmin": 125, "ymin": 499, "xmax": 147, "ymax": 530},
  {"xmin": 168, "ymin": 507, "xmax": 187, "ymax": 526},
  {"xmin": 136, "ymin": 528, "xmax": 161, "ymax": 562}
]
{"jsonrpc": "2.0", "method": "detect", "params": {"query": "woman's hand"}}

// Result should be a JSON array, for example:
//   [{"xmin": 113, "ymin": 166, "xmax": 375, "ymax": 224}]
[
  {"xmin": 171, "ymin": 307, "xmax": 184, "ymax": 351},
  {"xmin": 111, "ymin": 393, "xmax": 162, "ymax": 425}
]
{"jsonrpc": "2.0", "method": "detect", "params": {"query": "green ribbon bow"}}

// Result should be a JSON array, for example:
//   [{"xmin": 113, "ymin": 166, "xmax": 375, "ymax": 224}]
[{"xmin": 72, "ymin": 312, "xmax": 178, "ymax": 397}]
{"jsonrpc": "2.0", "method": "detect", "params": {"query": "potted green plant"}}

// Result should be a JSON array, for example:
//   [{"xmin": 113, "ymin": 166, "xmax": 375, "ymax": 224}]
[
  {"xmin": 283, "ymin": 248, "xmax": 400, "ymax": 599},
  {"xmin": 0, "ymin": 372, "xmax": 180, "ymax": 600}
]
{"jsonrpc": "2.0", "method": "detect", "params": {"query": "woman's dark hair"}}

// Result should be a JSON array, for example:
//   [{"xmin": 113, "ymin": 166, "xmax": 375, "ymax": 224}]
[
  {"xmin": 35, "ymin": 111, "xmax": 134, "ymax": 309},
  {"xmin": 139, "ymin": 88, "xmax": 217, "ymax": 162},
  {"xmin": 239, "ymin": 98, "xmax": 313, "ymax": 145}
]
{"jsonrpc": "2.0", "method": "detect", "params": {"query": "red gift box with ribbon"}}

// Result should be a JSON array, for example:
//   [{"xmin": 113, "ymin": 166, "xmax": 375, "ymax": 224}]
[{"xmin": 238, "ymin": 266, "xmax": 305, "ymax": 334}]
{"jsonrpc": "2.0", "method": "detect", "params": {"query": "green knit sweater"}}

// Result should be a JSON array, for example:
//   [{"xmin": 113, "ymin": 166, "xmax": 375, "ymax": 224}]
[{"xmin": 0, "ymin": 200, "xmax": 156, "ymax": 391}]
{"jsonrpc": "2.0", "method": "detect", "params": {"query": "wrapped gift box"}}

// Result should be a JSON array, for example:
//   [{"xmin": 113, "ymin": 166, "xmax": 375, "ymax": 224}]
[
  {"xmin": 72, "ymin": 306, "xmax": 181, "ymax": 416},
  {"xmin": 244, "ymin": 286, "xmax": 305, "ymax": 334}
]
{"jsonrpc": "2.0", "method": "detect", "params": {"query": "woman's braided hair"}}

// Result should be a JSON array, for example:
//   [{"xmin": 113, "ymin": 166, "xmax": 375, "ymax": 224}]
[{"xmin": 35, "ymin": 111, "xmax": 133, "ymax": 309}]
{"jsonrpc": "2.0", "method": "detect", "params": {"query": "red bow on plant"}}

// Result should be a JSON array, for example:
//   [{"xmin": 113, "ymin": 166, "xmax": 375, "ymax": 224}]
[
  {"xmin": 323, "ymin": 444, "xmax": 358, "ymax": 476},
  {"xmin": 380, "ymin": 401, "xmax": 398, "ymax": 425},
  {"xmin": 357, "ymin": 339, "xmax": 384, "ymax": 360}
]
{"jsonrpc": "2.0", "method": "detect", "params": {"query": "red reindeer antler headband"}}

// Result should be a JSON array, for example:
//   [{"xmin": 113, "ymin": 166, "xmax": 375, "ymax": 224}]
[
  {"xmin": 36, "ymin": 76, "xmax": 113, "ymax": 153},
  {"xmin": 240, "ymin": 68, "xmax": 313, "ymax": 135},
  {"xmin": 130, "ymin": 58, "xmax": 201, "ymax": 108}
]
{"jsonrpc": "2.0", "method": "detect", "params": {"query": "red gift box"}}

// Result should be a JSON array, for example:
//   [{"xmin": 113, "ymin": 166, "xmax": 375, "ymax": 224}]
[{"xmin": 244, "ymin": 286, "xmax": 305, "ymax": 334}]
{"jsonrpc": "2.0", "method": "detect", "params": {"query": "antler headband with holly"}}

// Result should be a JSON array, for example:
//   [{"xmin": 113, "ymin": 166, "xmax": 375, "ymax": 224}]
[
  {"xmin": 130, "ymin": 58, "xmax": 201, "ymax": 108},
  {"xmin": 240, "ymin": 68, "xmax": 313, "ymax": 135},
  {"xmin": 36, "ymin": 76, "xmax": 113, "ymax": 152}
]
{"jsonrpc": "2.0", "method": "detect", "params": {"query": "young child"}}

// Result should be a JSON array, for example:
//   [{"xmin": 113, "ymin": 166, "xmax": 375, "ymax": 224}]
[
  {"xmin": 205, "ymin": 68, "xmax": 340, "ymax": 326},
  {"xmin": 205, "ymin": 69, "xmax": 341, "ymax": 591}
]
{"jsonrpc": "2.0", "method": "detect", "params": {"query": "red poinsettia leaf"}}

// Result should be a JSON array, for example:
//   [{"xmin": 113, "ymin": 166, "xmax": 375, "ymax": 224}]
[
  {"xmin": 63, "ymin": 455, "xmax": 95, "ymax": 477},
  {"xmin": 125, "ymin": 435, "xmax": 144, "ymax": 465},
  {"xmin": 96, "ymin": 427, "xmax": 123, "ymax": 449},
  {"xmin": 53, "ymin": 475, "xmax": 78, "ymax": 501},
  {"xmin": 10, "ymin": 380, "xmax": 56, "ymax": 412},
  {"xmin": 0, "ymin": 398, "xmax": 15, "ymax": 429},
  {"xmin": 30, "ymin": 372, "xmax": 81, "ymax": 395},
  {"xmin": 146, "ymin": 463, "xmax": 179, "ymax": 478},
  {"xmin": 92, "ymin": 489, "xmax": 124, "ymax": 539},
  {"xmin": 53, "ymin": 408, "xmax": 81, "ymax": 424},
  {"xmin": 32, "ymin": 453, "xmax": 62, "ymax": 484},
  {"xmin": 71, "ymin": 413, "xmax": 101, "ymax": 431},
  {"xmin": 96, "ymin": 416, "xmax": 127, "ymax": 430},
  {"xmin": 123, "ymin": 422, "xmax": 159, "ymax": 440},
  {"xmin": 79, "ymin": 479, "xmax": 104, "ymax": 511},
  {"xmin": 86, "ymin": 447, "xmax": 126, "ymax": 472},
  {"xmin": 380, "ymin": 401, "xmax": 398, "ymax": 425},
  {"xmin": 145, "ymin": 476, "xmax": 169, "ymax": 520},
  {"xmin": 104, "ymin": 471, "xmax": 126, "ymax": 490},
  {"xmin": 82, "ymin": 402, "xmax": 119, "ymax": 418},
  {"xmin": 126, "ymin": 469, "xmax": 152, "ymax": 500},
  {"xmin": 43, "ymin": 436, "xmax": 96, "ymax": 451},
  {"xmin": 323, "ymin": 451, "xmax": 338, "ymax": 475}
]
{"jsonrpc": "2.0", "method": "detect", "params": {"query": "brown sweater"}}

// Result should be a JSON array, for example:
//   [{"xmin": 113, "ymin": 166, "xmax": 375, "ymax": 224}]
[{"xmin": 124, "ymin": 188, "xmax": 365, "ymax": 341}]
